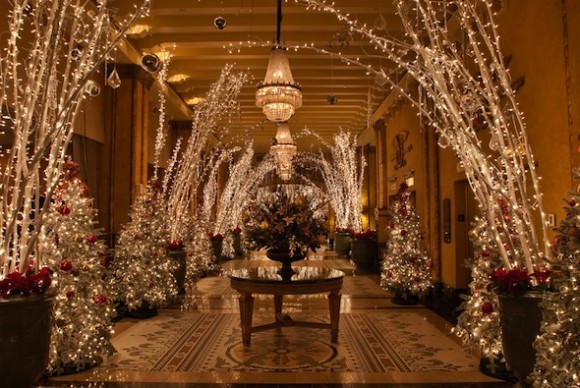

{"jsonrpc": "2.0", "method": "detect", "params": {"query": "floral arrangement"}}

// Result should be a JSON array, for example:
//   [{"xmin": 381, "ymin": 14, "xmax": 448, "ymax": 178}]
[
  {"xmin": 491, "ymin": 267, "xmax": 552, "ymax": 296},
  {"xmin": 245, "ymin": 193, "xmax": 328, "ymax": 257},
  {"xmin": 208, "ymin": 233, "xmax": 224, "ymax": 241},
  {"xmin": 0, "ymin": 266, "xmax": 52, "ymax": 299},
  {"xmin": 167, "ymin": 240, "xmax": 185, "ymax": 251},
  {"xmin": 335, "ymin": 227, "xmax": 353, "ymax": 235},
  {"xmin": 351, "ymin": 229, "xmax": 377, "ymax": 240}
]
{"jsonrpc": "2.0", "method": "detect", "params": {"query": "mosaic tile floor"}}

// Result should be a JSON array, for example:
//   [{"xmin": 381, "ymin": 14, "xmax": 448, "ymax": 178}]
[{"xmin": 40, "ymin": 251, "xmax": 512, "ymax": 387}]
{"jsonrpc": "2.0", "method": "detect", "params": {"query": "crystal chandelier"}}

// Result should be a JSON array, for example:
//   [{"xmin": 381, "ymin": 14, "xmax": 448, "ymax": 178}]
[
  {"xmin": 255, "ymin": 0, "xmax": 302, "ymax": 123},
  {"xmin": 270, "ymin": 122, "xmax": 297, "ymax": 181}
]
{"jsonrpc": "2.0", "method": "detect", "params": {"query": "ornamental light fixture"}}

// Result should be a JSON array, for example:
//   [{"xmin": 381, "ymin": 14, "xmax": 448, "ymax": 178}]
[
  {"xmin": 255, "ymin": 0, "xmax": 302, "ymax": 123},
  {"xmin": 270, "ymin": 122, "xmax": 297, "ymax": 181}
]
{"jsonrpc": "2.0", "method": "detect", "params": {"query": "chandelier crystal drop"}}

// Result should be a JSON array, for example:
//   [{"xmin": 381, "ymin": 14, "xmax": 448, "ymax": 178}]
[
  {"xmin": 256, "ymin": 45, "xmax": 303, "ymax": 122},
  {"xmin": 270, "ymin": 122, "xmax": 297, "ymax": 181}
]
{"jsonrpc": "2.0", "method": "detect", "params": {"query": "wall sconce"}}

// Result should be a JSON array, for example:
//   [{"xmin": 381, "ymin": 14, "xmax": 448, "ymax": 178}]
[{"xmin": 404, "ymin": 169, "xmax": 415, "ymax": 187}]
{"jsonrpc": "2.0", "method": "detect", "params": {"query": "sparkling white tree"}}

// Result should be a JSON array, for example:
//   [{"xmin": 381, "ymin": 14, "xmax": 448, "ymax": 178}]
[
  {"xmin": 40, "ymin": 161, "xmax": 114, "ymax": 375},
  {"xmin": 165, "ymin": 64, "xmax": 250, "ymax": 246},
  {"xmin": 109, "ymin": 181, "xmax": 177, "ymax": 313},
  {"xmin": 531, "ymin": 175, "xmax": 580, "ymax": 387},
  {"xmin": 304, "ymin": 129, "xmax": 365, "ymax": 232},
  {"xmin": 381, "ymin": 183, "xmax": 432, "ymax": 299}
]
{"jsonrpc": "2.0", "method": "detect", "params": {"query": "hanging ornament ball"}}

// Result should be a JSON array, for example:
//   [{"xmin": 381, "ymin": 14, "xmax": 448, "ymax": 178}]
[
  {"xmin": 213, "ymin": 16, "xmax": 227, "ymax": 30},
  {"xmin": 141, "ymin": 53, "xmax": 161, "ymax": 73},
  {"xmin": 84, "ymin": 80, "xmax": 101, "ymax": 97},
  {"xmin": 481, "ymin": 302, "xmax": 494, "ymax": 315},
  {"xmin": 70, "ymin": 47, "xmax": 82, "ymax": 60}
]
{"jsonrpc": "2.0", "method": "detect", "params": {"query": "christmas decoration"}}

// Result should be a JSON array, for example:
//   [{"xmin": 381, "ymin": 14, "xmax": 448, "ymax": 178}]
[
  {"xmin": 0, "ymin": 0, "xmax": 151, "ymax": 278},
  {"xmin": 381, "ymin": 183, "xmax": 432, "ymax": 299},
  {"xmin": 109, "ymin": 181, "xmax": 177, "ymax": 312},
  {"xmin": 165, "ymin": 64, "xmax": 250, "ymax": 245},
  {"xmin": 304, "ymin": 129, "xmax": 365, "ymax": 233},
  {"xmin": 531, "ymin": 174, "xmax": 580, "ymax": 387},
  {"xmin": 40, "ymin": 161, "xmax": 114, "ymax": 375},
  {"xmin": 210, "ymin": 143, "xmax": 276, "ymax": 258},
  {"xmin": 289, "ymin": 0, "xmax": 555, "ymax": 370}
]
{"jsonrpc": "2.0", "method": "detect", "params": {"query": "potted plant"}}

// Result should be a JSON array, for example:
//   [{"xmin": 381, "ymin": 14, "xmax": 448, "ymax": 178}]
[
  {"xmin": 245, "ymin": 192, "xmax": 327, "ymax": 279},
  {"xmin": 490, "ymin": 267, "xmax": 551, "ymax": 387},
  {"xmin": 350, "ymin": 229, "xmax": 378, "ymax": 273},
  {"xmin": 207, "ymin": 233, "xmax": 224, "ymax": 262},
  {"xmin": 334, "ymin": 227, "xmax": 353, "ymax": 257},
  {"xmin": 0, "ymin": 1, "xmax": 148, "ymax": 386},
  {"xmin": 167, "ymin": 240, "xmax": 187, "ymax": 295}
]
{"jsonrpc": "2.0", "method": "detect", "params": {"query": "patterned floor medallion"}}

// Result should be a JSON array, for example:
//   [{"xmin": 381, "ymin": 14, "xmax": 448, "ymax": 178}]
[{"xmin": 105, "ymin": 309, "xmax": 475, "ymax": 374}]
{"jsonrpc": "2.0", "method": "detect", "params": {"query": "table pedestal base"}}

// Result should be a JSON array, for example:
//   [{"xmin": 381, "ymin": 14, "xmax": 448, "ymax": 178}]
[{"xmin": 237, "ymin": 291, "xmax": 342, "ymax": 345}]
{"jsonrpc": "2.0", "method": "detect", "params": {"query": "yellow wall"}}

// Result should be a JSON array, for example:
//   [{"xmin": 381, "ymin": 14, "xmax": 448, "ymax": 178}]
[{"xmin": 497, "ymin": 0, "xmax": 575, "ymax": 242}]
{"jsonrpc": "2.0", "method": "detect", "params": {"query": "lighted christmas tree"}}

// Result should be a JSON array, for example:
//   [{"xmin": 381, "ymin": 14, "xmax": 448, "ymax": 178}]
[
  {"xmin": 454, "ymin": 215, "xmax": 503, "ymax": 364},
  {"xmin": 40, "ymin": 161, "xmax": 114, "ymax": 375},
  {"xmin": 531, "ymin": 181, "xmax": 580, "ymax": 387},
  {"xmin": 109, "ymin": 180, "xmax": 177, "ymax": 314},
  {"xmin": 380, "ymin": 183, "xmax": 432, "ymax": 300}
]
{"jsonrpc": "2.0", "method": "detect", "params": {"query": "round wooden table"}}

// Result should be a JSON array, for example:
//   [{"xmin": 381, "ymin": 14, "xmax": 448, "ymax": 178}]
[{"xmin": 228, "ymin": 266, "xmax": 344, "ymax": 345}]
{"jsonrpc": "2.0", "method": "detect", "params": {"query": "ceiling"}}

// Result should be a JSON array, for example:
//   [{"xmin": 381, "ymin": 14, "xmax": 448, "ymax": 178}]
[{"xmin": 116, "ymin": 0, "xmax": 403, "ymax": 152}]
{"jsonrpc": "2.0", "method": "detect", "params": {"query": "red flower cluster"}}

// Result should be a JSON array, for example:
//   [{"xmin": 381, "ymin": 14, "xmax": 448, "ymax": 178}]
[
  {"xmin": 59, "ymin": 260, "xmax": 73, "ymax": 273},
  {"xmin": 351, "ymin": 229, "xmax": 377, "ymax": 240},
  {"xmin": 491, "ymin": 267, "xmax": 551, "ymax": 296},
  {"xmin": 208, "ymin": 233, "xmax": 224, "ymax": 241},
  {"xmin": 0, "ymin": 267, "xmax": 52, "ymax": 299},
  {"xmin": 335, "ymin": 227, "xmax": 353, "ymax": 234},
  {"xmin": 167, "ymin": 240, "xmax": 184, "ymax": 251}
]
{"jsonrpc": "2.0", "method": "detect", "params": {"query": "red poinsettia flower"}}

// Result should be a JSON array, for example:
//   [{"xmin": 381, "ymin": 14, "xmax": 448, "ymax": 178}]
[
  {"xmin": 0, "ymin": 267, "xmax": 52, "ymax": 298},
  {"xmin": 208, "ymin": 233, "xmax": 224, "ymax": 241},
  {"xmin": 491, "ymin": 266, "xmax": 551, "ymax": 296},
  {"xmin": 167, "ymin": 240, "xmax": 184, "ymax": 251},
  {"xmin": 60, "ymin": 205, "xmax": 71, "ymax": 216}
]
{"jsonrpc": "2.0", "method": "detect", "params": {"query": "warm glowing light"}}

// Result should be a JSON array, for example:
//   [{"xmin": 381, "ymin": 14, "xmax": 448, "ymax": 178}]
[{"xmin": 256, "ymin": 46, "xmax": 303, "ymax": 122}]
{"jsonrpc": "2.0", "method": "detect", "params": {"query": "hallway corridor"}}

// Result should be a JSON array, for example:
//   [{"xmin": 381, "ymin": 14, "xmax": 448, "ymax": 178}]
[{"xmin": 40, "ymin": 252, "xmax": 511, "ymax": 387}]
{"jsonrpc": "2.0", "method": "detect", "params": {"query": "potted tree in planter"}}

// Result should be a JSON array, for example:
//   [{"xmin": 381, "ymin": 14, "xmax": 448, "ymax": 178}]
[{"xmin": 0, "ymin": 1, "xmax": 148, "ymax": 386}]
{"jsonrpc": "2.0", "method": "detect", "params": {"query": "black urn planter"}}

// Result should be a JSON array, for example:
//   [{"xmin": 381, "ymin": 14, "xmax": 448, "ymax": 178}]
[
  {"xmin": 232, "ymin": 233, "xmax": 244, "ymax": 257},
  {"xmin": 334, "ymin": 231, "xmax": 351, "ymax": 257},
  {"xmin": 498, "ymin": 292, "xmax": 543, "ymax": 387},
  {"xmin": 350, "ymin": 239, "xmax": 377, "ymax": 272},
  {"xmin": 266, "ymin": 248, "xmax": 305, "ymax": 280},
  {"xmin": 0, "ymin": 296, "xmax": 53, "ymax": 387},
  {"xmin": 169, "ymin": 249, "xmax": 187, "ymax": 295},
  {"xmin": 210, "ymin": 238, "xmax": 224, "ymax": 263}
]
